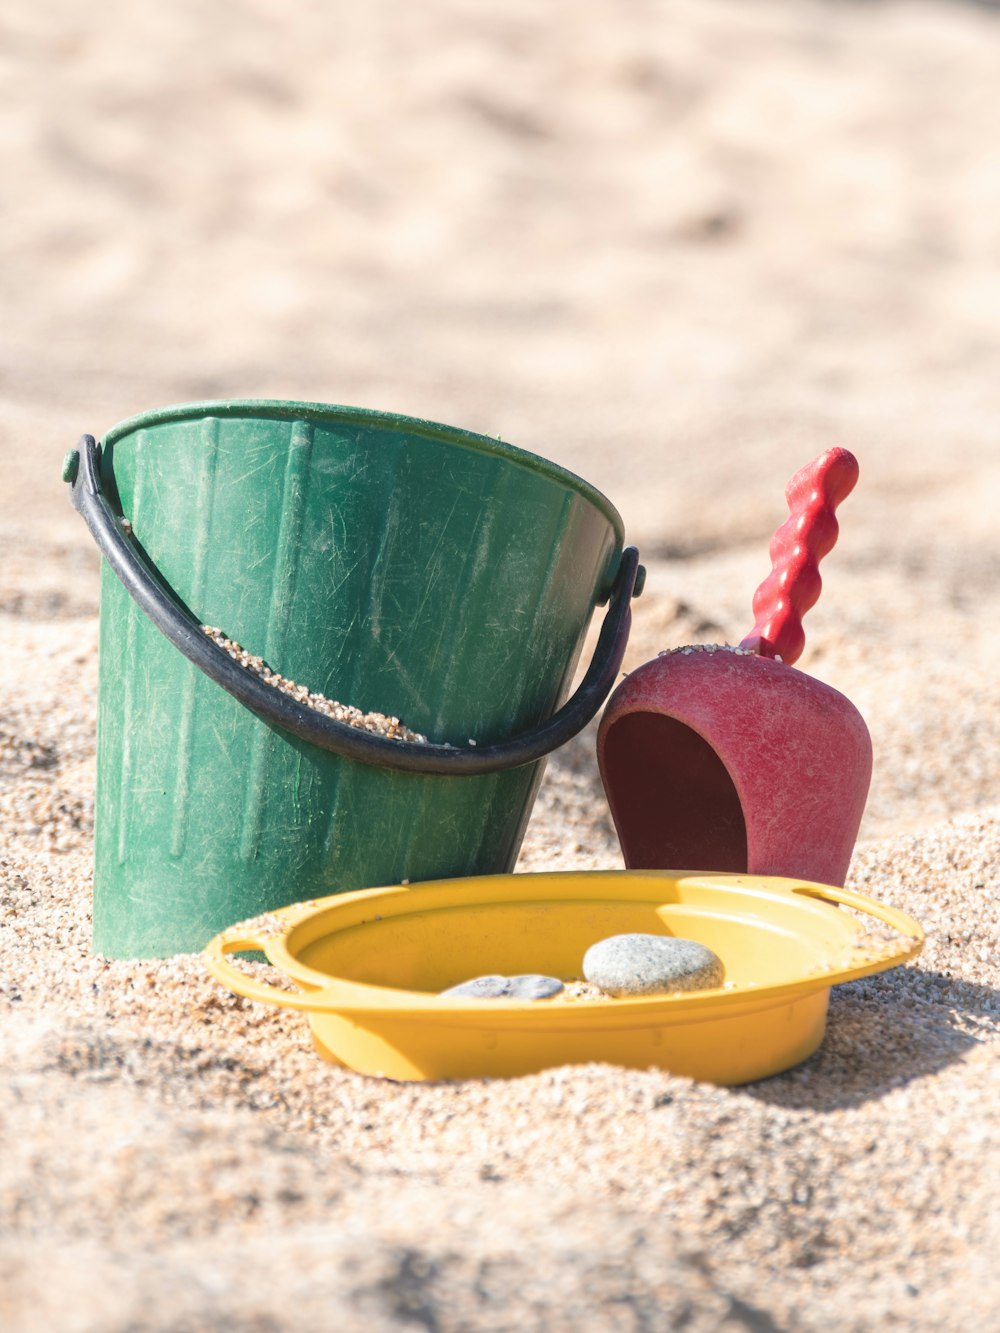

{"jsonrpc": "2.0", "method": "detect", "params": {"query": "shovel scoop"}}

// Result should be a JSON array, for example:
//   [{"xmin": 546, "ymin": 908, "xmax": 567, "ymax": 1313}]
[{"xmin": 597, "ymin": 449, "xmax": 871, "ymax": 887}]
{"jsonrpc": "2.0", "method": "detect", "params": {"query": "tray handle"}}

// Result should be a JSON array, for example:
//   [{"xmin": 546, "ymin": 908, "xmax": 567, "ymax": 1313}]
[
  {"xmin": 791, "ymin": 881, "xmax": 924, "ymax": 982},
  {"xmin": 204, "ymin": 929, "xmax": 340, "ymax": 1013}
]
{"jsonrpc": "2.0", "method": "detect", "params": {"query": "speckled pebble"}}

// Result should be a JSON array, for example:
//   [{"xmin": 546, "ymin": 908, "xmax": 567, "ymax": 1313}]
[
  {"xmin": 582, "ymin": 934, "xmax": 724, "ymax": 997},
  {"xmin": 439, "ymin": 974, "xmax": 565, "ymax": 1000}
]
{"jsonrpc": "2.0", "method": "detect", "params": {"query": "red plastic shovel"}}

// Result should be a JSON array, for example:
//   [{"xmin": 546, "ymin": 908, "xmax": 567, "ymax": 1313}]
[{"xmin": 597, "ymin": 449, "xmax": 871, "ymax": 887}]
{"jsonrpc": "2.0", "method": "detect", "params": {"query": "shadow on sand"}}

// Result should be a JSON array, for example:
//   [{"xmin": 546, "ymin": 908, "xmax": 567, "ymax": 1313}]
[{"xmin": 744, "ymin": 965, "xmax": 999, "ymax": 1111}]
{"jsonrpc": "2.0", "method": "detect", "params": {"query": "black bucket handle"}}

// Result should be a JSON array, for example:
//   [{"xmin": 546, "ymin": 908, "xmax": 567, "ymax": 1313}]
[{"xmin": 66, "ymin": 434, "xmax": 642, "ymax": 775}]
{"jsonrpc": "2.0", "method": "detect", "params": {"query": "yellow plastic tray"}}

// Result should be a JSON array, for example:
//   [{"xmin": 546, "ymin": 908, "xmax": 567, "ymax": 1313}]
[{"xmin": 204, "ymin": 871, "xmax": 923, "ymax": 1084}]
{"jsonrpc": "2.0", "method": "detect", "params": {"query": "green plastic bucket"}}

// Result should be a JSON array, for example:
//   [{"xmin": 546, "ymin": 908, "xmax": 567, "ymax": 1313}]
[{"xmin": 65, "ymin": 401, "xmax": 640, "ymax": 958}]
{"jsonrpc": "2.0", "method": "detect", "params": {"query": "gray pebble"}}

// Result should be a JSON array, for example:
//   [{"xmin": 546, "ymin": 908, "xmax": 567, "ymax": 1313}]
[
  {"xmin": 582, "ymin": 934, "xmax": 724, "ymax": 997},
  {"xmin": 440, "ymin": 973, "xmax": 564, "ymax": 1000}
]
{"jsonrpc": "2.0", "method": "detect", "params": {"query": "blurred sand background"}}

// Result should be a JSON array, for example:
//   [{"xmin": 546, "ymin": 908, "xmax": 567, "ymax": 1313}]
[{"xmin": 2, "ymin": 0, "xmax": 1000, "ymax": 1328}]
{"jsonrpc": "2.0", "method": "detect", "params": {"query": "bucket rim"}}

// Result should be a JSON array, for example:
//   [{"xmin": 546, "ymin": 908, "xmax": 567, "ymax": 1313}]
[{"xmin": 101, "ymin": 399, "xmax": 625, "ymax": 544}]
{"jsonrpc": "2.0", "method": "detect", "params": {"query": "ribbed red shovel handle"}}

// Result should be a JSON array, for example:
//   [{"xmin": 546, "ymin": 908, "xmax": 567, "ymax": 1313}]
[{"xmin": 739, "ymin": 448, "xmax": 859, "ymax": 666}]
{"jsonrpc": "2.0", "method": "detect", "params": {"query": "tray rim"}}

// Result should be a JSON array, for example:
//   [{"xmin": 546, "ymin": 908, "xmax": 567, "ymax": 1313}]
[{"xmin": 205, "ymin": 870, "xmax": 925, "ymax": 1023}]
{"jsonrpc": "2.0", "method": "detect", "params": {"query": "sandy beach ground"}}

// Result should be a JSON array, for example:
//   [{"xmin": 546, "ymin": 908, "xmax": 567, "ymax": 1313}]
[{"xmin": 2, "ymin": 1, "xmax": 1000, "ymax": 1328}]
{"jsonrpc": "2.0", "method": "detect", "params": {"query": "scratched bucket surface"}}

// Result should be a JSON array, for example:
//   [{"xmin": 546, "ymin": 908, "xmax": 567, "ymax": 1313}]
[{"xmin": 92, "ymin": 401, "xmax": 624, "ymax": 958}]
